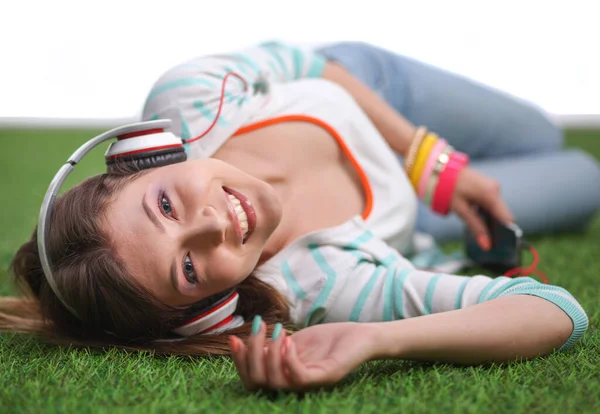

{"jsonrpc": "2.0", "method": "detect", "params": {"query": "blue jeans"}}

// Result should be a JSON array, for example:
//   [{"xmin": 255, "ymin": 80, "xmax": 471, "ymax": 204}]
[{"xmin": 317, "ymin": 42, "xmax": 600, "ymax": 241}]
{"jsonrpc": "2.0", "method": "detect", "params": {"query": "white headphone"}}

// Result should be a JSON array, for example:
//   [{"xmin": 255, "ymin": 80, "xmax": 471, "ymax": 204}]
[{"xmin": 37, "ymin": 119, "xmax": 243, "ymax": 337}]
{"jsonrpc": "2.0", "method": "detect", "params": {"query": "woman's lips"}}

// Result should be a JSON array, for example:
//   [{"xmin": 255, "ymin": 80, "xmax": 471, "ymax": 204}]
[
  {"xmin": 224, "ymin": 193, "xmax": 243, "ymax": 244},
  {"xmin": 223, "ymin": 187, "xmax": 257, "ymax": 244}
]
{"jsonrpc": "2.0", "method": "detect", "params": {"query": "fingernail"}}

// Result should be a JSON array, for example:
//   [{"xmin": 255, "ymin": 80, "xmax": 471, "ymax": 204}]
[
  {"xmin": 271, "ymin": 323, "xmax": 282, "ymax": 340},
  {"xmin": 477, "ymin": 235, "xmax": 491, "ymax": 251},
  {"xmin": 251, "ymin": 316, "xmax": 262, "ymax": 335},
  {"xmin": 284, "ymin": 337, "xmax": 292, "ymax": 354}
]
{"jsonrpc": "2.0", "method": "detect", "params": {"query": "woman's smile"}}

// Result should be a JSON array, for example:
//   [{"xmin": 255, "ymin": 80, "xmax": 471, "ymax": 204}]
[
  {"xmin": 104, "ymin": 158, "xmax": 282, "ymax": 306},
  {"xmin": 224, "ymin": 187, "xmax": 257, "ymax": 244}
]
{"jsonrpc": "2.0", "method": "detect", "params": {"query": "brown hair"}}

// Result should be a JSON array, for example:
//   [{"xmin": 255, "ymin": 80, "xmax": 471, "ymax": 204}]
[{"xmin": 0, "ymin": 171, "xmax": 291, "ymax": 355}]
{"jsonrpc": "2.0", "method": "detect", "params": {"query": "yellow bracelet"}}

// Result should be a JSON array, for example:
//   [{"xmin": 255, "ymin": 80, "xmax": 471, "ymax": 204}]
[
  {"xmin": 410, "ymin": 133, "xmax": 438, "ymax": 187},
  {"xmin": 404, "ymin": 126, "xmax": 428, "ymax": 174}
]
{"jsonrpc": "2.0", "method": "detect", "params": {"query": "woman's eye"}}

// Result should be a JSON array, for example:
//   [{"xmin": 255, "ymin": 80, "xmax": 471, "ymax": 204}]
[
  {"xmin": 160, "ymin": 194, "xmax": 173, "ymax": 217},
  {"xmin": 183, "ymin": 255, "xmax": 198, "ymax": 285}
]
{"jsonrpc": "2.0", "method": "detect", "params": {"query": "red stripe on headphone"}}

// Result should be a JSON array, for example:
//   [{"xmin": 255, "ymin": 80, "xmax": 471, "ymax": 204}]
[
  {"xmin": 203, "ymin": 315, "xmax": 234, "ymax": 333},
  {"xmin": 179, "ymin": 292, "xmax": 239, "ymax": 326},
  {"xmin": 105, "ymin": 143, "xmax": 183, "ymax": 159},
  {"xmin": 117, "ymin": 128, "xmax": 164, "ymax": 140}
]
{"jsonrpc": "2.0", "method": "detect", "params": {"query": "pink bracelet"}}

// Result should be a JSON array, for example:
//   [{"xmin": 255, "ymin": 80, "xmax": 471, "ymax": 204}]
[
  {"xmin": 431, "ymin": 151, "xmax": 470, "ymax": 215},
  {"xmin": 417, "ymin": 139, "xmax": 447, "ymax": 199}
]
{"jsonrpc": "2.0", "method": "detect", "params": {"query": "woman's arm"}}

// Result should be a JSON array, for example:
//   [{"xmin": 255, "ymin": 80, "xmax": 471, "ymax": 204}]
[
  {"xmin": 229, "ymin": 294, "xmax": 579, "ymax": 391},
  {"xmin": 370, "ymin": 295, "xmax": 572, "ymax": 364},
  {"xmin": 321, "ymin": 60, "xmax": 515, "ymax": 238},
  {"xmin": 229, "ymin": 234, "xmax": 587, "ymax": 390},
  {"xmin": 321, "ymin": 61, "xmax": 417, "ymax": 157}
]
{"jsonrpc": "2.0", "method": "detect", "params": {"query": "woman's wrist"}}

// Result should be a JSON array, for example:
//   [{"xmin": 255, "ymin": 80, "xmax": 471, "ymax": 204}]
[
  {"xmin": 404, "ymin": 131, "xmax": 470, "ymax": 215},
  {"xmin": 366, "ymin": 321, "xmax": 409, "ymax": 361}
]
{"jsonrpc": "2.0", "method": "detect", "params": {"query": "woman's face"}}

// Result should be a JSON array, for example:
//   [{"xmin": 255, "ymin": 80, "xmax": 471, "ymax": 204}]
[{"xmin": 104, "ymin": 158, "xmax": 282, "ymax": 307}]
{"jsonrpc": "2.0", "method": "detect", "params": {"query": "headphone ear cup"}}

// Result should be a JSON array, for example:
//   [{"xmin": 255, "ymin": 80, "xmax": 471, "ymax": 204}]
[
  {"xmin": 106, "ymin": 147, "xmax": 187, "ymax": 175},
  {"xmin": 104, "ymin": 124, "xmax": 186, "ymax": 175},
  {"xmin": 172, "ymin": 289, "xmax": 242, "ymax": 337}
]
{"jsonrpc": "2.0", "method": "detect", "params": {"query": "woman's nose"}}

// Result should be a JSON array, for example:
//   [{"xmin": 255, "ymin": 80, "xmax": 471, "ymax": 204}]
[{"xmin": 185, "ymin": 206, "xmax": 227, "ymax": 247}]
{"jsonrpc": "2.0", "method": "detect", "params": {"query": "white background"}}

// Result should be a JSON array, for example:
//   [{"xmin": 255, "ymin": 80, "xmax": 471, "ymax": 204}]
[{"xmin": 1, "ymin": 0, "xmax": 599, "ymax": 123}]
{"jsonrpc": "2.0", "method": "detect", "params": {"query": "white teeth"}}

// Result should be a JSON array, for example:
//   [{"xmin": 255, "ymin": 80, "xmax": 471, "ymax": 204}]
[
  {"xmin": 228, "ymin": 193, "xmax": 249, "ymax": 239},
  {"xmin": 228, "ymin": 194, "xmax": 241, "ymax": 206}
]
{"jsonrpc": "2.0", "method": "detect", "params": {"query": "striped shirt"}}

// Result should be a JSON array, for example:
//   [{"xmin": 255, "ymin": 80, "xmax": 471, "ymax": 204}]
[
  {"xmin": 254, "ymin": 217, "xmax": 588, "ymax": 351},
  {"xmin": 142, "ymin": 41, "xmax": 326, "ymax": 159},
  {"xmin": 142, "ymin": 42, "xmax": 588, "ymax": 351}
]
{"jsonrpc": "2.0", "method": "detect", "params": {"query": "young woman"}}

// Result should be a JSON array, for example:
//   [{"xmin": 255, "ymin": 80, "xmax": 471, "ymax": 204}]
[{"xmin": 2, "ymin": 42, "xmax": 596, "ymax": 392}]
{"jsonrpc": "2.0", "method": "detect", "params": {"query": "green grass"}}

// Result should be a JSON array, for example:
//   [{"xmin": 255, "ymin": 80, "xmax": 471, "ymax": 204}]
[{"xmin": 1, "ymin": 127, "xmax": 599, "ymax": 413}]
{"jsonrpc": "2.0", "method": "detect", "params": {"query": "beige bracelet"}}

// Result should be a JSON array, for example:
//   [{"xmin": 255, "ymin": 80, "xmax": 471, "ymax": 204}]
[{"xmin": 404, "ymin": 126, "xmax": 428, "ymax": 174}]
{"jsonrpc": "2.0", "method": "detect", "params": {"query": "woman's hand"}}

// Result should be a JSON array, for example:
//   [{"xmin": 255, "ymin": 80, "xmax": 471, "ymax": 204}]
[
  {"xmin": 229, "ymin": 319, "xmax": 376, "ymax": 392},
  {"xmin": 452, "ymin": 167, "xmax": 514, "ymax": 250}
]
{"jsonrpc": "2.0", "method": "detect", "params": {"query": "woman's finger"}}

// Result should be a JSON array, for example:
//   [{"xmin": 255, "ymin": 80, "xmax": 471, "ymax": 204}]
[
  {"xmin": 453, "ymin": 198, "xmax": 491, "ymax": 251},
  {"xmin": 246, "ymin": 316, "xmax": 268, "ymax": 388},
  {"xmin": 265, "ymin": 323, "xmax": 289, "ymax": 389},
  {"xmin": 229, "ymin": 336, "xmax": 251, "ymax": 389},
  {"xmin": 486, "ymin": 192, "xmax": 514, "ymax": 225},
  {"xmin": 462, "ymin": 170, "xmax": 514, "ymax": 224}
]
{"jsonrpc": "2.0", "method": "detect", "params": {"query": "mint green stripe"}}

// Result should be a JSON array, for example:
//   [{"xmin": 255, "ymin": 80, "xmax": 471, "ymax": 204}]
[
  {"xmin": 232, "ymin": 53, "xmax": 261, "ymax": 74},
  {"xmin": 232, "ymin": 61, "xmax": 249, "ymax": 76},
  {"xmin": 307, "ymin": 55, "xmax": 327, "ymax": 78},
  {"xmin": 193, "ymin": 100, "xmax": 228, "ymax": 126},
  {"xmin": 343, "ymin": 230, "xmax": 373, "ymax": 251},
  {"xmin": 218, "ymin": 55, "xmax": 251, "ymax": 76},
  {"xmin": 281, "ymin": 262, "xmax": 307, "ymax": 300},
  {"xmin": 349, "ymin": 268, "xmax": 383, "ymax": 321},
  {"xmin": 261, "ymin": 43, "xmax": 291, "ymax": 79},
  {"xmin": 180, "ymin": 117, "xmax": 192, "ymax": 141},
  {"xmin": 500, "ymin": 282, "xmax": 578, "ymax": 297},
  {"xmin": 487, "ymin": 277, "xmax": 538, "ymax": 300},
  {"xmin": 306, "ymin": 244, "xmax": 338, "ymax": 326},
  {"xmin": 477, "ymin": 277, "xmax": 507, "ymax": 303},
  {"xmin": 424, "ymin": 274, "xmax": 442, "ymax": 315},
  {"xmin": 381, "ymin": 253, "xmax": 398, "ymax": 267},
  {"xmin": 224, "ymin": 92, "xmax": 240, "ymax": 105},
  {"xmin": 146, "ymin": 78, "xmax": 215, "ymax": 102},
  {"xmin": 392, "ymin": 268, "xmax": 411, "ymax": 319},
  {"xmin": 454, "ymin": 278, "xmax": 469, "ymax": 309},
  {"xmin": 266, "ymin": 60, "xmax": 279, "ymax": 79},
  {"xmin": 291, "ymin": 47, "xmax": 303, "ymax": 78},
  {"xmin": 382, "ymin": 266, "xmax": 396, "ymax": 321},
  {"xmin": 350, "ymin": 250, "xmax": 364, "ymax": 260}
]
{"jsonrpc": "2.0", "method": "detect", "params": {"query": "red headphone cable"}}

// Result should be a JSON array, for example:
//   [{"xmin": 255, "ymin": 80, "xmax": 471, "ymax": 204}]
[
  {"xmin": 185, "ymin": 71, "xmax": 248, "ymax": 144},
  {"xmin": 502, "ymin": 242, "xmax": 549, "ymax": 284}
]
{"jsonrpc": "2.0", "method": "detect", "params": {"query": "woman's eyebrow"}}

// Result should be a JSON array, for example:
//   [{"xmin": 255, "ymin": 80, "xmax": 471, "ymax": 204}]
[{"xmin": 142, "ymin": 192, "xmax": 165, "ymax": 233}]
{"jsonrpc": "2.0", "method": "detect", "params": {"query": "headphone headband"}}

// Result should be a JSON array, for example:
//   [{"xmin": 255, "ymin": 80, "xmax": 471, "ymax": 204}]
[
  {"xmin": 38, "ymin": 120, "xmax": 176, "ymax": 317},
  {"xmin": 37, "ymin": 119, "xmax": 241, "ymax": 337}
]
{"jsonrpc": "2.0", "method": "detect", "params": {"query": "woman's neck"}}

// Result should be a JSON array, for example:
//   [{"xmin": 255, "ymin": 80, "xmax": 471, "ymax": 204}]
[{"xmin": 213, "ymin": 121, "xmax": 366, "ymax": 263}]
